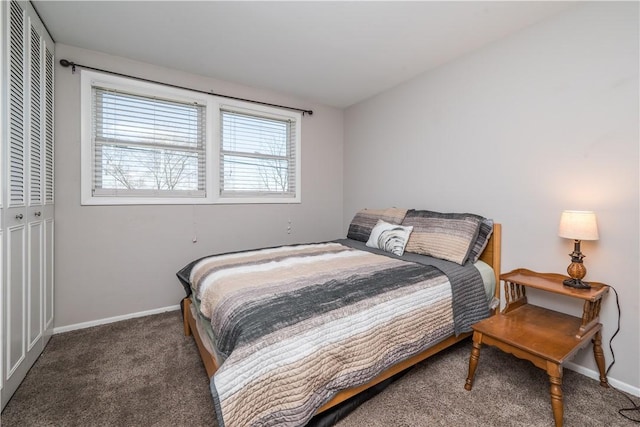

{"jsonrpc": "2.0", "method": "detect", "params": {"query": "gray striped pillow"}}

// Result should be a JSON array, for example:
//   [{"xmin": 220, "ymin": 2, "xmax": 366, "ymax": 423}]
[
  {"xmin": 402, "ymin": 210, "xmax": 482, "ymax": 265},
  {"xmin": 468, "ymin": 217, "xmax": 494, "ymax": 263},
  {"xmin": 347, "ymin": 208, "xmax": 408, "ymax": 242}
]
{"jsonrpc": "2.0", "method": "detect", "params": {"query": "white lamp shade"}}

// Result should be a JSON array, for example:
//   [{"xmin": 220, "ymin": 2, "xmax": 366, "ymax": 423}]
[{"xmin": 558, "ymin": 210, "xmax": 599, "ymax": 241}]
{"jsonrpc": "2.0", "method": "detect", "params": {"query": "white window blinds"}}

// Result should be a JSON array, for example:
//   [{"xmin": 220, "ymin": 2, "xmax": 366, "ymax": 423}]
[
  {"xmin": 81, "ymin": 70, "xmax": 302, "ymax": 205},
  {"xmin": 91, "ymin": 87, "xmax": 206, "ymax": 197},
  {"xmin": 220, "ymin": 108, "xmax": 297, "ymax": 199}
]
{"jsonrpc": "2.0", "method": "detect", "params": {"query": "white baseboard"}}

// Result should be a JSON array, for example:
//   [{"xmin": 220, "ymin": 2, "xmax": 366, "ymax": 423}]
[
  {"xmin": 52, "ymin": 304, "xmax": 181, "ymax": 334},
  {"xmin": 565, "ymin": 361, "xmax": 640, "ymax": 397}
]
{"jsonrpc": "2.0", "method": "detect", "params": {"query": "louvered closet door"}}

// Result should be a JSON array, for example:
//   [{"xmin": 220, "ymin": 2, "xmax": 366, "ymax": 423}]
[
  {"xmin": 4, "ymin": 0, "xmax": 29, "ymax": 410},
  {"xmin": 1, "ymin": 0, "xmax": 55, "ymax": 410}
]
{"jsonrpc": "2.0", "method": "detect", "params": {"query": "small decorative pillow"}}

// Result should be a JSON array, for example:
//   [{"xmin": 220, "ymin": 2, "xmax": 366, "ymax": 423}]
[
  {"xmin": 366, "ymin": 220, "xmax": 413, "ymax": 256},
  {"xmin": 347, "ymin": 207, "xmax": 408, "ymax": 242},
  {"xmin": 402, "ymin": 210, "xmax": 482, "ymax": 265}
]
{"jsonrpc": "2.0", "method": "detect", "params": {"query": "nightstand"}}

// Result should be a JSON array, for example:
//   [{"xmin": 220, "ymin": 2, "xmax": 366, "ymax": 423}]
[{"xmin": 464, "ymin": 268, "xmax": 609, "ymax": 427}]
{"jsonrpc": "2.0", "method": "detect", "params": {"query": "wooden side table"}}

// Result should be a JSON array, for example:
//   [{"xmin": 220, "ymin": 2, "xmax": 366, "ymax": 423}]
[{"xmin": 464, "ymin": 269, "xmax": 609, "ymax": 427}]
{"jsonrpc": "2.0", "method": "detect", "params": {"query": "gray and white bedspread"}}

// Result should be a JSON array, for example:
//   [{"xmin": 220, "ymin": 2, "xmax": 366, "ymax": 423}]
[{"xmin": 188, "ymin": 241, "xmax": 489, "ymax": 427}]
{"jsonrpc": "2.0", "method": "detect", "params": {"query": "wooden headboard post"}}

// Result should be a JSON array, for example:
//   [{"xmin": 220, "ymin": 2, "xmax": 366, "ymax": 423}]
[{"xmin": 477, "ymin": 223, "xmax": 502, "ymax": 302}]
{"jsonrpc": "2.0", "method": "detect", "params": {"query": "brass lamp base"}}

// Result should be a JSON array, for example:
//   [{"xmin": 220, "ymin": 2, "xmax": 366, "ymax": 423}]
[{"xmin": 563, "ymin": 240, "xmax": 591, "ymax": 289}]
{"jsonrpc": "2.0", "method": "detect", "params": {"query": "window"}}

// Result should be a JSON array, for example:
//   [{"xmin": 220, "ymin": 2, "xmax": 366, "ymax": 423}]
[
  {"xmin": 219, "ymin": 107, "xmax": 298, "ymax": 201},
  {"xmin": 81, "ymin": 71, "xmax": 301, "ymax": 205},
  {"xmin": 92, "ymin": 88, "xmax": 206, "ymax": 197}
]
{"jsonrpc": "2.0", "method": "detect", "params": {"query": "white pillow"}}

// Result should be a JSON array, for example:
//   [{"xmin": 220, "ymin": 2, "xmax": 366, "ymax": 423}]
[{"xmin": 365, "ymin": 219, "xmax": 413, "ymax": 256}]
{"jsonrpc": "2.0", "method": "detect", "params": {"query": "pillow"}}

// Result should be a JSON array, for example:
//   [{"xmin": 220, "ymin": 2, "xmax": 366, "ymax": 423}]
[
  {"xmin": 402, "ymin": 210, "xmax": 482, "ymax": 265},
  {"xmin": 365, "ymin": 220, "xmax": 413, "ymax": 256},
  {"xmin": 347, "ymin": 208, "xmax": 408, "ymax": 242},
  {"xmin": 468, "ymin": 217, "xmax": 494, "ymax": 263}
]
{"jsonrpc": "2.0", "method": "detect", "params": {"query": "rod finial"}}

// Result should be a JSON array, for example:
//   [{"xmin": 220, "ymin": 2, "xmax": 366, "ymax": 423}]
[{"xmin": 59, "ymin": 59, "xmax": 77, "ymax": 73}]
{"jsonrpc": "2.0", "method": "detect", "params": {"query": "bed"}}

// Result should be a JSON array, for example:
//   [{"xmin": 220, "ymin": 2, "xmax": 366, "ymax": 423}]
[{"xmin": 177, "ymin": 209, "xmax": 502, "ymax": 427}]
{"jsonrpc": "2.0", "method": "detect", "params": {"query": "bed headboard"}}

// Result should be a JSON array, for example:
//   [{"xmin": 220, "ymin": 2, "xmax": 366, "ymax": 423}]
[{"xmin": 478, "ymin": 223, "xmax": 501, "ymax": 295}]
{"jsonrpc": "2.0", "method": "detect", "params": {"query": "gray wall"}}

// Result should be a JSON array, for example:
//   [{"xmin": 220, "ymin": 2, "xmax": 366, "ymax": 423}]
[
  {"xmin": 344, "ymin": 3, "xmax": 639, "ymax": 391},
  {"xmin": 54, "ymin": 44, "xmax": 344, "ymax": 327}
]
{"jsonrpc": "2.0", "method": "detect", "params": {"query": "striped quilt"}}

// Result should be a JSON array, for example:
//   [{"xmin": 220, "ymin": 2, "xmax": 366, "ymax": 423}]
[{"xmin": 188, "ymin": 242, "xmax": 487, "ymax": 427}]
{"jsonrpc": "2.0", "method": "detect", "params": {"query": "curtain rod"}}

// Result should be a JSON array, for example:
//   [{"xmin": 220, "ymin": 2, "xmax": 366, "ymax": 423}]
[{"xmin": 59, "ymin": 59, "xmax": 313, "ymax": 116}]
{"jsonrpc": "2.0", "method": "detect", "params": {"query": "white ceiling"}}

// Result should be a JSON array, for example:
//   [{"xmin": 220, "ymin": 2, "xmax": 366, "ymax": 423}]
[{"xmin": 33, "ymin": 1, "xmax": 574, "ymax": 108}]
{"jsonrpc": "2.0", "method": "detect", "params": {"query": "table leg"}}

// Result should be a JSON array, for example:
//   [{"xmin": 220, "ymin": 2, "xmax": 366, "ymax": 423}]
[
  {"xmin": 592, "ymin": 330, "xmax": 609, "ymax": 387},
  {"xmin": 547, "ymin": 363, "xmax": 563, "ymax": 427},
  {"xmin": 465, "ymin": 331, "xmax": 482, "ymax": 391}
]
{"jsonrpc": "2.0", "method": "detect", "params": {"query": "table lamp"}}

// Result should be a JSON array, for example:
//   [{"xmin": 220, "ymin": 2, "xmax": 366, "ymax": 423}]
[{"xmin": 558, "ymin": 210, "xmax": 599, "ymax": 289}]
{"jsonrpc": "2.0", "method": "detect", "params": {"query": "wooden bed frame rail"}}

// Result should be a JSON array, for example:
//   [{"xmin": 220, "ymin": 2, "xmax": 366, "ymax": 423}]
[
  {"xmin": 183, "ymin": 223, "xmax": 502, "ymax": 415},
  {"xmin": 184, "ymin": 297, "xmax": 217, "ymax": 377}
]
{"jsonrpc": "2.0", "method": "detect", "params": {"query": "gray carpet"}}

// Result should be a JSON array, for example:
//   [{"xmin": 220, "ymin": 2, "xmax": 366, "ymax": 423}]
[{"xmin": 2, "ymin": 311, "xmax": 638, "ymax": 426}]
